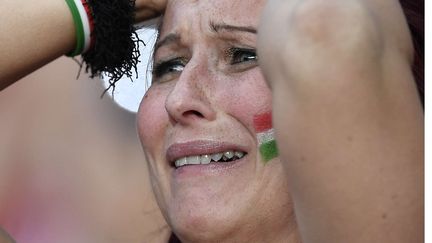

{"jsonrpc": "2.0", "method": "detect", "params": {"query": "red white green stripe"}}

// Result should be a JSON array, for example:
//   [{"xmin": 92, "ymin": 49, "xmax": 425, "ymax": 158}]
[{"xmin": 253, "ymin": 112, "xmax": 278, "ymax": 163}]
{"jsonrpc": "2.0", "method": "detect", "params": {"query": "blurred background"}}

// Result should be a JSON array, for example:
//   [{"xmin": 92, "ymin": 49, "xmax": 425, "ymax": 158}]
[{"xmin": 0, "ymin": 57, "xmax": 170, "ymax": 243}]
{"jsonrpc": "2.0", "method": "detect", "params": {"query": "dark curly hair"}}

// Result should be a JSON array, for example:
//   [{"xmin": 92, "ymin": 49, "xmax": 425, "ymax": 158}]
[{"xmin": 79, "ymin": 0, "xmax": 144, "ymax": 97}]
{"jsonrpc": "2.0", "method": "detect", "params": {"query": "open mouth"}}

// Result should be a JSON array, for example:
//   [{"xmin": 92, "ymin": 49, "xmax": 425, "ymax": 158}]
[{"xmin": 173, "ymin": 150, "xmax": 247, "ymax": 168}]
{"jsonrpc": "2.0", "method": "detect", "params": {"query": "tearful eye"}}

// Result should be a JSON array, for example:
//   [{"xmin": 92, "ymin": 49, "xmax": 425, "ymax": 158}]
[
  {"xmin": 152, "ymin": 57, "xmax": 187, "ymax": 83},
  {"xmin": 228, "ymin": 48, "xmax": 257, "ymax": 65}
]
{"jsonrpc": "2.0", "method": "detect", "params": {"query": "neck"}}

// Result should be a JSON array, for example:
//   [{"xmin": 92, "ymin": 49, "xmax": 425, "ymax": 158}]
[{"xmin": 177, "ymin": 215, "xmax": 301, "ymax": 243}]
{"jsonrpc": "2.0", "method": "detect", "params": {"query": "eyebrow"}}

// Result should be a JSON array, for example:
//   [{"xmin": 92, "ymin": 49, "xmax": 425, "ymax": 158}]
[
  {"xmin": 155, "ymin": 33, "xmax": 181, "ymax": 51},
  {"xmin": 210, "ymin": 22, "xmax": 257, "ymax": 34},
  {"xmin": 154, "ymin": 23, "xmax": 257, "ymax": 53}
]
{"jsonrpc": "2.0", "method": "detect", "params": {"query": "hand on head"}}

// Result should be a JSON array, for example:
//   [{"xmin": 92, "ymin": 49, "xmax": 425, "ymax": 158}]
[{"xmin": 135, "ymin": 0, "xmax": 167, "ymax": 22}]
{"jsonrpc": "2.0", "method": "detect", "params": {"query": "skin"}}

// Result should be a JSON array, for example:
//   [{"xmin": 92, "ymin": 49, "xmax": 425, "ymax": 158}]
[
  {"xmin": 0, "ymin": 0, "xmax": 166, "ymax": 241},
  {"xmin": 258, "ymin": 0, "xmax": 423, "ymax": 242},
  {"xmin": 0, "ymin": 0, "xmax": 75, "ymax": 89},
  {"xmin": 137, "ymin": 0, "xmax": 299, "ymax": 242},
  {"xmin": 0, "ymin": 0, "xmax": 423, "ymax": 242},
  {"xmin": 0, "ymin": 228, "xmax": 15, "ymax": 243},
  {"xmin": 135, "ymin": 0, "xmax": 167, "ymax": 22},
  {"xmin": 0, "ymin": 0, "xmax": 166, "ymax": 90}
]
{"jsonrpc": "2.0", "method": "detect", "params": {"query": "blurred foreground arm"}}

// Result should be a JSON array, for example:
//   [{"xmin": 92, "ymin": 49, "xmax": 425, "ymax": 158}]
[{"xmin": 258, "ymin": 0, "xmax": 423, "ymax": 242}]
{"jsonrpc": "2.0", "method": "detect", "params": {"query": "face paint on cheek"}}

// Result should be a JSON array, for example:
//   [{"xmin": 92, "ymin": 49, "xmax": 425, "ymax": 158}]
[{"xmin": 253, "ymin": 112, "xmax": 279, "ymax": 163}]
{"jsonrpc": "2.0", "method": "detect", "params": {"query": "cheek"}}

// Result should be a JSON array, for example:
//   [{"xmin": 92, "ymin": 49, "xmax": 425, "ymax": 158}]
[
  {"xmin": 254, "ymin": 112, "xmax": 279, "ymax": 163},
  {"xmin": 137, "ymin": 87, "xmax": 168, "ymax": 150},
  {"xmin": 220, "ymin": 69, "xmax": 272, "ymax": 133},
  {"xmin": 218, "ymin": 70, "xmax": 278, "ymax": 162}
]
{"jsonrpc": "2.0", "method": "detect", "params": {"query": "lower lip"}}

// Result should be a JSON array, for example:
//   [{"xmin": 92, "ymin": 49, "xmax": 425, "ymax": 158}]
[{"xmin": 172, "ymin": 157, "xmax": 247, "ymax": 179}]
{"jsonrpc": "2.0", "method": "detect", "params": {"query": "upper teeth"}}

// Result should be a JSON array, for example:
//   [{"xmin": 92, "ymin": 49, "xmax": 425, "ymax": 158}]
[{"xmin": 174, "ymin": 151, "xmax": 245, "ymax": 168}]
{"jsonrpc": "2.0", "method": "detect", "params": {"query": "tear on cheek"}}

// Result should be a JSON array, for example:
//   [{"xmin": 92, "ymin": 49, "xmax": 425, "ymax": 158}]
[{"xmin": 253, "ymin": 112, "xmax": 279, "ymax": 163}]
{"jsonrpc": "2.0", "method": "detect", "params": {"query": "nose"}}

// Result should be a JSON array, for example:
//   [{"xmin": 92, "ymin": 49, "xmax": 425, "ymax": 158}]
[{"xmin": 164, "ymin": 61, "xmax": 216, "ymax": 126}]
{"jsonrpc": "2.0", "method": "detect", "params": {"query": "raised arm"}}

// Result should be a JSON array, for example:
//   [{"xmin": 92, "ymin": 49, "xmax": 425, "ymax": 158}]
[
  {"xmin": 0, "ymin": 0, "xmax": 75, "ymax": 90},
  {"xmin": 258, "ymin": 0, "xmax": 423, "ymax": 242},
  {"xmin": 0, "ymin": 0, "xmax": 166, "ymax": 91}
]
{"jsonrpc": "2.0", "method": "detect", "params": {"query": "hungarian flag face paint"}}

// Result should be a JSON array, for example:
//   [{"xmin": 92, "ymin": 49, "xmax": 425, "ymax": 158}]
[{"xmin": 253, "ymin": 112, "xmax": 278, "ymax": 163}]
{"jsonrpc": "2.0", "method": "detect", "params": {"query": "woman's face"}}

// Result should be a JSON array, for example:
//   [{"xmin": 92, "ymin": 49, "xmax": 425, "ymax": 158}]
[{"xmin": 137, "ymin": 0, "xmax": 295, "ymax": 241}]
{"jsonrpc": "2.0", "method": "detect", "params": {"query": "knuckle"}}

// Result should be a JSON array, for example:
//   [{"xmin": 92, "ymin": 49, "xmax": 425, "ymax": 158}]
[{"xmin": 290, "ymin": 0, "xmax": 381, "ymax": 49}]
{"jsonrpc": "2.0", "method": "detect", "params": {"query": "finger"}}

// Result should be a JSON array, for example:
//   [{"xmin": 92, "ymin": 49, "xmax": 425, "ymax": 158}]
[{"xmin": 134, "ymin": 6, "xmax": 161, "ymax": 23}]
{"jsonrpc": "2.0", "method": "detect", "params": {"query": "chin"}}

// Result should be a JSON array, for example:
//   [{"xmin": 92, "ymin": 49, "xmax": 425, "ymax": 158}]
[{"xmin": 166, "ymin": 197, "xmax": 244, "ymax": 243}]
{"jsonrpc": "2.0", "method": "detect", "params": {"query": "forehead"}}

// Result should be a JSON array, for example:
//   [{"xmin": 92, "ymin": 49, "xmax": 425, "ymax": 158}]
[{"xmin": 162, "ymin": 0, "xmax": 265, "ymax": 34}]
